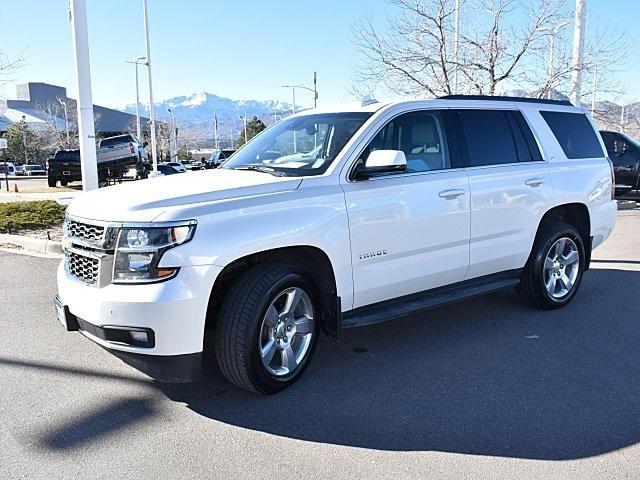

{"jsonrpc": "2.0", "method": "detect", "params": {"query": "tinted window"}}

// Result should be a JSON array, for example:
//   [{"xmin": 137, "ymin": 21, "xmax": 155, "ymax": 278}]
[
  {"xmin": 361, "ymin": 110, "xmax": 451, "ymax": 173},
  {"xmin": 54, "ymin": 150, "xmax": 80, "ymax": 161},
  {"xmin": 540, "ymin": 111, "xmax": 603, "ymax": 159},
  {"xmin": 457, "ymin": 110, "xmax": 518, "ymax": 166}
]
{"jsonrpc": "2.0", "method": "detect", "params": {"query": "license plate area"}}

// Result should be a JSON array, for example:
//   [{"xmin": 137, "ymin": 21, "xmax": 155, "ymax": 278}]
[{"xmin": 54, "ymin": 296, "xmax": 79, "ymax": 331}]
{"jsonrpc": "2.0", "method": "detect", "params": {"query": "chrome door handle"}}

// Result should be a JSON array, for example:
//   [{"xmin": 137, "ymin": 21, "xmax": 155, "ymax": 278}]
[
  {"xmin": 438, "ymin": 189, "xmax": 465, "ymax": 199},
  {"xmin": 525, "ymin": 178, "xmax": 546, "ymax": 187}
]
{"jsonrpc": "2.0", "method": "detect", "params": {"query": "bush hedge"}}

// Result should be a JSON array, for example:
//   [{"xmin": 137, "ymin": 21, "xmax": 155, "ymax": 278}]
[{"xmin": 0, "ymin": 200, "xmax": 66, "ymax": 232}]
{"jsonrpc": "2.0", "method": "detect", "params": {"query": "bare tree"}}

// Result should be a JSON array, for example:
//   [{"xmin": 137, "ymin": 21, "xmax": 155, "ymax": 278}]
[{"xmin": 351, "ymin": 0, "xmax": 630, "ymax": 105}]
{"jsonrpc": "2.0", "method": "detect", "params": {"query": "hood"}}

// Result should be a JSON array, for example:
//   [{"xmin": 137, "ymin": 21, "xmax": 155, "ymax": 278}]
[{"xmin": 66, "ymin": 169, "xmax": 302, "ymax": 222}]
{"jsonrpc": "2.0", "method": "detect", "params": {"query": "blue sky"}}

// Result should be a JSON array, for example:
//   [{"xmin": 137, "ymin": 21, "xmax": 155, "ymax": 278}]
[{"xmin": 1, "ymin": 0, "xmax": 639, "ymax": 109}]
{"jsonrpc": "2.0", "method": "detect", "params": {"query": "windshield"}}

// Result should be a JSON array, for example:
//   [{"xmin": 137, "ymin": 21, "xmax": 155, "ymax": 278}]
[{"xmin": 222, "ymin": 112, "xmax": 371, "ymax": 176}]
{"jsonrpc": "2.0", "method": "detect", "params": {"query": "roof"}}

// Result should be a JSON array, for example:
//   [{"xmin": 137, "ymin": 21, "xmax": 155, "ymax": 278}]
[
  {"xmin": 440, "ymin": 94, "xmax": 573, "ymax": 106},
  {"xmin": 295, "ymin": 95, "xmax": 577, "ymax": 118}
]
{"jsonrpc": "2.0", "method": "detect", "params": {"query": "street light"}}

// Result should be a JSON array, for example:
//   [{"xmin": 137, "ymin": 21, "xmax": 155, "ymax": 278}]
[
  {"xmin": 282, "ymin": 77, "xmax": 318, "ymax": 154},
  {"xmin": 141, "ymin": 0, "xmax": 159, "ymax": 175},
  {"xmin": 21, "ymin": 115, "xmax": 27, "ymax": 165},
  {"xmin": 126, "ymin": 55, "xmax": 147, "ymax": 141},
  {"xmin": 57, "ymin": 98, "xmax": 71, "ymax": 148},
  {"xmin": 167, "ymin": 107, "xmax": 177, "ymax": 161},
  {"xmin": 546, "ymin": 20, "xmax": 570, "ymax": 99}
]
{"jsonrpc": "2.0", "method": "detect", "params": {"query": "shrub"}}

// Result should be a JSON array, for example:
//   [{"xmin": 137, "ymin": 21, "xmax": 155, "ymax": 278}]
[{"xmin": 0, "ymin": 200, "xmax": 66, "ymax": 232}]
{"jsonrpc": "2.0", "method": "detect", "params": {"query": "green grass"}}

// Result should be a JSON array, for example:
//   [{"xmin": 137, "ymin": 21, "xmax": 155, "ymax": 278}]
[{"xmin": 0, "ymin": 201, "xmax": 66, "ymax": 233}]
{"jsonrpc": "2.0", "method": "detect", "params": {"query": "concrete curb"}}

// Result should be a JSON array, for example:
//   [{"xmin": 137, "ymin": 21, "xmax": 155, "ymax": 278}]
[{"xmin": 0, "ymin": 233, "xmax": 63, "ymax": 255}]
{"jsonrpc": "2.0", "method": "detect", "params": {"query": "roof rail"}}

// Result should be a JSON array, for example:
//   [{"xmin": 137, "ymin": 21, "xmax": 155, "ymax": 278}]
[{"xmin": 439, "ymin": 94, "xmax": 573, "ymax": 106}]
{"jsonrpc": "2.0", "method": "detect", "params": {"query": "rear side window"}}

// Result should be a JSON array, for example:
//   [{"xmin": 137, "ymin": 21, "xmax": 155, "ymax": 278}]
[
  {"xmin": 457, "ymin": 110, "xmax": 518, "ymax": 167},
  {"xmin": 540, "ymin": 111, "xmax": 604, "ymax": 159},
  {"xmin": 100, "ymin": 136, "xmax": 132, "ymax": 147}
]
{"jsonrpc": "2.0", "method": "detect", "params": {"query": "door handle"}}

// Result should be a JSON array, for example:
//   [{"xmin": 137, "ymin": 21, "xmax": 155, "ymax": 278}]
[
  {"xmin": 525, "ymin": 178, "xmax": 546, "ymax": 187},
  {"xmin": 438, "ymin": 189, "xmax": 465, "ymax": 199}
]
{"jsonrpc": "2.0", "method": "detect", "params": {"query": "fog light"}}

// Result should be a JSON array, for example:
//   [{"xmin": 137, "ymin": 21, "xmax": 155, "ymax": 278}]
[{"xmin": 130, "ymin": 330, "xmax": 148, "ymax": 343}]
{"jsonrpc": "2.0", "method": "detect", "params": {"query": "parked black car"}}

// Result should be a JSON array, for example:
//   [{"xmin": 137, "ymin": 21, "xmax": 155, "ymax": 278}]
[
  {"xmin": 47, "ymin": 148, "xmax": 148, "ymax": 187},
  {"xmin": 157, "ymin": 164, "xmax": 183, "ymax": 175},
  {"xmin": 600, "ymin": 130, "xmax": 640, "ymax": 197}
]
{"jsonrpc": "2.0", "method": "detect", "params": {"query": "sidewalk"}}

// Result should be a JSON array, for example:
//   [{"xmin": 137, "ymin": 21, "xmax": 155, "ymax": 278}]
[{"xmin": 0, "ymin": 191, "xmax": 80, "ymax": 205}]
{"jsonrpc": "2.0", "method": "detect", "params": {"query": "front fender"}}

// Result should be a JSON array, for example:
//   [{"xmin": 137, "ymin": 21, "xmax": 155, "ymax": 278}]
[{"xmin": 158, "ymin": 182, "xmax": 355, "ymax": 311}]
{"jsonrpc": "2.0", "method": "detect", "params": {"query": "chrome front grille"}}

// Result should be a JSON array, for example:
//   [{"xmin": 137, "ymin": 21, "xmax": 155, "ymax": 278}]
[
  {"xmin": 67, "ymin": 220, "xmax": 105, "ymax": 242},
  {"xmin": 66, "ymin": 251, "xmax": 100, "ymax": 285}
]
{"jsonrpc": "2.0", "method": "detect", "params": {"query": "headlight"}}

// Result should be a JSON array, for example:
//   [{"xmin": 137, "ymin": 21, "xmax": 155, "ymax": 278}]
[{"xmin": 112, "ymin": 222, "xmax": 196, "ymax": 284}]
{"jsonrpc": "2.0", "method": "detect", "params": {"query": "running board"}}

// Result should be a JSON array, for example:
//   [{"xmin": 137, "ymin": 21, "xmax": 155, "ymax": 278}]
[{"xmin": 341, "ymin": 270, "xmax": 522, "ymax": 329}]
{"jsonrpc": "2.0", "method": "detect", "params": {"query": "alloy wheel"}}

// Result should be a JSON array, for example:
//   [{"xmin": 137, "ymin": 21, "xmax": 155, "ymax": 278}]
[
  {"xmin": 258, "ymin": 287, "xmax": 315, "ymax": 376},
  {"xmin": 543, "ymin": 237, "xmax": 580, "ymax": 299}
]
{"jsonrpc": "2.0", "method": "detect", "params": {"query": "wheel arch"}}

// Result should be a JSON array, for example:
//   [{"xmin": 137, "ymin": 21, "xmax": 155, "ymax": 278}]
[
  {"xmin": 205, "ymin": 245, "xmax": 341, "ymax": 344},
  {"xmin": 535, "ymin": 202, "xmax": 591, "ymax": 268}
]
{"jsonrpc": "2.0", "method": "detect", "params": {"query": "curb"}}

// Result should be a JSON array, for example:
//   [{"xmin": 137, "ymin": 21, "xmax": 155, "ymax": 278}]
[{"xmin": 0, "ymin": 233, "xmax": 63, "ymax": 255}]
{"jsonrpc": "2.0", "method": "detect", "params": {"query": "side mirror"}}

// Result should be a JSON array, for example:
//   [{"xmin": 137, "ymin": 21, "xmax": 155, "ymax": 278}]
[{"xmin": 354, "ymin": 150, "xmax": 407, "ymax": 180}]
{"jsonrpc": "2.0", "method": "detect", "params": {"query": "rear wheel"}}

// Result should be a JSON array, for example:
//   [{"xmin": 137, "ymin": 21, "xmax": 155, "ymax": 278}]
[
  {"xmin": 517, "ymin": 222, "xmax": 585, "ymax": 309},
  {"xmin": 214, "ymin": 263, "xmax": 319, "ymax": 394},
  {"xmin": 47, "ymin": 175, "xmax": 57, "ymax": 188},
  {"xmin": 60, "ymin": 179, "xmax": 68, "ymax": 187}
]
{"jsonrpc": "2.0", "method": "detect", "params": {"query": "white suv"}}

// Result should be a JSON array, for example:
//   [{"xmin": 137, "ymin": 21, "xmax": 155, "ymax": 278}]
[{"xmin": 55, "ymin": 96, "xmax": 617, "ymax": 394}]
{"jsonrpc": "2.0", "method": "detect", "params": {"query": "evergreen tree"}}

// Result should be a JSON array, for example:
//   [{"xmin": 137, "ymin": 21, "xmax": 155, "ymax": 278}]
[
  {"xmin": 236, "ymin": 116, "xmax": 266, "ymax": 148},
  {"xmin": 2, "ymin": 121, "xmax": 47, "ymax": 164}
]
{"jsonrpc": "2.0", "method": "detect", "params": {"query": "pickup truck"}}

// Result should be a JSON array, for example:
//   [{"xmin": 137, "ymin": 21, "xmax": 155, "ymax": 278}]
[
  {"xmin": 55, "ymin": 96, "xmax": 616, "ymax": 395},
  {"xmin": 47, "ymin": 134, "xmax": 149, "ymax": 187},
  {"xmin": 600, "ymin": 130, "xmax": 640, "ymax": 196}
]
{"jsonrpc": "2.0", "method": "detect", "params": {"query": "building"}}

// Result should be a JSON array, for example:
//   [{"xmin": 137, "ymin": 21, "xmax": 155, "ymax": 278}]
[{"xmin": 0, "ymin": 82, "xmax": 150, "ymax": 138}]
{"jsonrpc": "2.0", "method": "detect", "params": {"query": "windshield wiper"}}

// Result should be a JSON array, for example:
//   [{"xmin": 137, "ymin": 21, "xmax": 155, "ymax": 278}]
[{"xmin": 233, "ymin": 166, "xmax": 290, "ymax": 177}]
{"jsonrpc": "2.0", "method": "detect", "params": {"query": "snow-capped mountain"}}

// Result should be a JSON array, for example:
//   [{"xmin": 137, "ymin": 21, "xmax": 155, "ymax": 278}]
[{"xmin": 124, "ymin": 91, "xmax": 294, "ymax": 126}]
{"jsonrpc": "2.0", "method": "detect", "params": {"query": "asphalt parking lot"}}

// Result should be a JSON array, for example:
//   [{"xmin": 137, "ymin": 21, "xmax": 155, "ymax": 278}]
[{"xmin": 1, "ymin": 210, "xmax": 640, "ymax": 479}]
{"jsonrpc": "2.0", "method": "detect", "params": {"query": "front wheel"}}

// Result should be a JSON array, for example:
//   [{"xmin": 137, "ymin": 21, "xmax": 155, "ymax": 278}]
[
  {"xmin": 517, "ymin": 222, "xmax": 585, "ymax": 310},
  {"xmin": 214, "ymin": 263, "xmax": 319, "ymax": 394}
]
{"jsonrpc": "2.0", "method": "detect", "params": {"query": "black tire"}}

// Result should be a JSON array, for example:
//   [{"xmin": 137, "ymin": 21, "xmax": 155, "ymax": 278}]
[
  {"xmin": 214, "ymin": 263, "xmax": 320, "ymax": 394},
  {"xmin": 517, "ymin": 222, "xmax": 585, "ymax": 310},
  {"xmin": 47, "ymin": 175, "xmax": 57, "ymax": 188},
  {"xmin": 60, "ymin": 179, "xmax": 68, "ymax": 187}
]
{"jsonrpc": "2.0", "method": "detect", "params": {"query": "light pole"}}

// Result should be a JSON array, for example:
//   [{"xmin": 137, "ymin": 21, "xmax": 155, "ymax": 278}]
[
  {"xmin": 590, "ymin": 62, "xmax": 598, "ymax": 117},
  {"xmin": 142, "ymin": 0, "xmax": 158, "ymax": 175},
  {"xmin": 453, "ymin": 0, "xmax": 460, "ymax": 93},
  {"xmin": 571, "ymin": 0, "xmax": 587, "ymax": 106},
  {"xmin": 57, "ymin": 98, "xmax": 71, "ymax": 148},
  {"xmin": 126, "ymin": 55, "xmax": 147, "ymax": 141},
  {"xmin": 281, "ymin": 85, "xmax": 298, "ymax": 152},
  {"xmin": 21, "ymin": 115, "xmax": 27, "ymax": 165},
  {"xmin": 546, "ymin": 20, "xmax": 570, "ymax": 99},
  {"xmin": 213, "ymin": 113, "xmax": 219, "ymax": 150},
  {"xmin": 167, "ymin": 107, "xmax": 177, "ymax": 160},
  {"xmin": 240, "ymin": 113, "xmax": 248, "ymax": 145},
  {"xmin": 69, "ymin": 0, "xmax": 99, "ymax": 191}
]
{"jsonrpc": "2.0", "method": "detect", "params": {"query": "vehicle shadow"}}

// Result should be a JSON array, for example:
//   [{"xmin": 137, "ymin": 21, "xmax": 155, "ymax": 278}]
[{"xmin": 159, "ymin": 268, "xmax": 640, "ymax": 460}]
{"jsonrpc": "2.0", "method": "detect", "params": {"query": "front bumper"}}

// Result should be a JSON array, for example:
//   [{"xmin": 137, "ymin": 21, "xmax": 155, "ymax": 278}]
[{"xmin": 56, "ymin": 261, "xmax": 223, "ymax": 381}]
